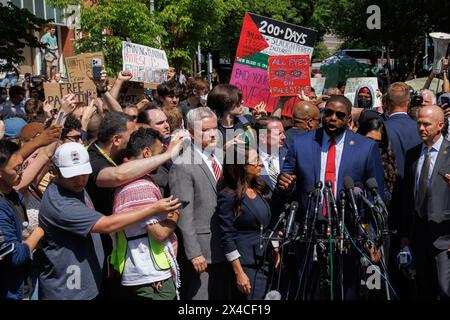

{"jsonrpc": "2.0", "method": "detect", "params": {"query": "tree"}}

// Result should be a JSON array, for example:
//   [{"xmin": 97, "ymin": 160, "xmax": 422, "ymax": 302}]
[
  {"xmin": 49, "ymin": 0, "xmax": 166, "ymax": 75},
  {"xmin": 0, "ymin": 3, "xmax": 49, "ymax": 71},
  {"xmin": 324, "ymin": 0, "xmax": 450, "ymax": 80}
]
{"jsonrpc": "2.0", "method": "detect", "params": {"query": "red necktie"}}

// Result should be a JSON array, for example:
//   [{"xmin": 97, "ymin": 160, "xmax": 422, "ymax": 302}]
[
  {"xmin": 209, "ymin": 155, "xmax": 221, "ymax": 182},
  {"xmin": 323, "ymin": 138, "xmax": 336, "ymax": 216}
]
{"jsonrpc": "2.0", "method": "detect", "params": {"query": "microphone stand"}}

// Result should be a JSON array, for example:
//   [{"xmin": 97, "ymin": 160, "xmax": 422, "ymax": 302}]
[
  {"xmin": 339, "ymin": 190, "xmax": 346, "ymax": 300},
  {"xmin": 323, "ymin": 186, "xmax": 334, "ymax": 300}
]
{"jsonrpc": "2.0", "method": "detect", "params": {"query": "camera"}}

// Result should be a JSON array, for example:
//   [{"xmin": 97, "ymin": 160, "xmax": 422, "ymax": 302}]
[{"xmin": 410, "ymin": 95, "xmax": 423, "ymax": 108}]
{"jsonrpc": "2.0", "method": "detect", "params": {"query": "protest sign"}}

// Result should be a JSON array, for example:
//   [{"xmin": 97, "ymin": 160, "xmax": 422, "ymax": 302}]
[
  {"xmin": 44, "ymin": 81, "xmax": 97, "ymax": 109},
  {"xmin": 122, "ymin": 41, "xmax": 169, "ymax": 85},
  {"xmin": 311, "ymin": 77, "xmax": 326, "ymax": 96},
  {"xmin": 268, "ymin": 55, "xmax": 311, "ymax": 97},
  {"xmin": 230, "ymin": 12, "xmax": 318, "ymax": 115},
  {"xmin": 109, "ymin": 78, "xmax": 146, "ymax": 105},
  {"xmin": 65, "ymin": 52, "xmax": 104, "ymax": 82},
  {"xmin": 344, "ymin": 77, "xmax": 381, "ymax": 108}
]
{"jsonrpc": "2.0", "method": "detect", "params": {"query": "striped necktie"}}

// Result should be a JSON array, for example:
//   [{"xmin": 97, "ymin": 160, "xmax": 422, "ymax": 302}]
[
  {"xmin": 209, "ymin": 154, "xmax": 221, "ymax": 182},
  {"xmin": 267, "ymin": 155, "xmax": 279, "ymax": 189}
]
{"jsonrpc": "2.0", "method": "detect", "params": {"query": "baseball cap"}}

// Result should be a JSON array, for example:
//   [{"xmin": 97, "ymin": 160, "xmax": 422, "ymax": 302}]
[
  {"xmin": 4, "ymin": 117, "xmax": 27, "ymax": 139},
  {"xmin": 53, "ymin": 142, "xmax": 92, "ymax": 178}
]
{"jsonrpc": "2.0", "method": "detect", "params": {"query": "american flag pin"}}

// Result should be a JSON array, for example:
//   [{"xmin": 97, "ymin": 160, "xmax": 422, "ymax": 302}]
[{"xmin": 349, "ymin": 140, "xmax": 355, "ymax": 145}]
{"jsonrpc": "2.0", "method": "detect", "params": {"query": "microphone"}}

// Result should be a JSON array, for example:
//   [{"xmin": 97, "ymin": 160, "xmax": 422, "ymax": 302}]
[
  {"xmin": 323, "ymin": 183, "xmax": 332, "ymax": 235},
  {"xmin": 285, "ymin": 201, "xmax": 299, "ymax": 239},
  {"xmin": 265, "ymin": 290, "xmax": 282, "ymax": 300},
  {"xmin": 353, "ymin": 182, "xmax": 376, "ymax": 210},
  {"xmin": 326, "ymin": 180, "xmax": 339, "ymax": 234},
  {"xmin": 365, "ymin": 178, "xmax": 388, "ymax": 217},
  {"xmin": 301, "ymin": 186, "xmax": 315, "ymax": 239},
  {"xmin": 343, "ymin": 176, "xmax": 365, "ymax": 235},
  {"xmin": 313, "ymin": 181, "xmax": 323, "ymax": 221}
]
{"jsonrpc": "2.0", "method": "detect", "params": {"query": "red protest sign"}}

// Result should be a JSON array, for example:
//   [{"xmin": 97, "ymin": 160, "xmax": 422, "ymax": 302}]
[
  {"xmin": 236, "ymin": 12, "xmax": 270, "ymax": 59},
  {"xmin": 268, "ymin": 55, "xmax": 311, "ymax": 96}
]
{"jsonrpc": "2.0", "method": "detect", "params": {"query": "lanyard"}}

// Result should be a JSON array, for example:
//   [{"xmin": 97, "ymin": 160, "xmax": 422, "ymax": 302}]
[{"xmin": 94, "ymin": 144, "xmax": 118, "ymax": 167}]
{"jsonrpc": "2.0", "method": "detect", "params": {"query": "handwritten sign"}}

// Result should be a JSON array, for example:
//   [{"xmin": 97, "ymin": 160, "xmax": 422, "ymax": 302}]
[
  {"xmin": 268, "ymin": 55, "xmax": 311, "ymax": 96},
  {"xmin": 230, "ymin": 12, "xmax": 318, "ymax": 115},
  {"xmin": 122, "ymin": 41, "xmax": 169, "ymax": 85},
  {"xmin": 44, "ymin": 81, "xmax": 97, "ymax": 109},
  {"xmin": 65, "ymin": 52, "xmax": 104, "ymax": 82},
  {"xmin": 311, "ymin": 77, "xmax": 326, "ymax": 96}
]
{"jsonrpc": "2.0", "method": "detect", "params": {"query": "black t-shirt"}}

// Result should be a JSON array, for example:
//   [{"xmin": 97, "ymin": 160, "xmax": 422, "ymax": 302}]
[
  {"xmin": 218, "ymin": 115, "xmax": 256, "ymax": 146},
  {"xmin": 85, "ymin": 144, "xmax": 115, "ymax": 259},
  {"xmin": 85, "ymin": 144, "xmax": 115, "ymax": 216}
]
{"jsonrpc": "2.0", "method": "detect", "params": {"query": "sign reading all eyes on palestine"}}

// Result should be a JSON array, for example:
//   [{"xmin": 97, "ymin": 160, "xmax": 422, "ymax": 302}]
[{"xmin": 229, "ymin": 12, "xmax": 318, "ymax": 116}]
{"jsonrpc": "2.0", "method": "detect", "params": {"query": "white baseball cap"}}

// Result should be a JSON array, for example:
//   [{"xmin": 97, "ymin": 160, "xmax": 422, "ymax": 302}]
[{"xmin": 53, "ymin": 142, "xmax": 92, "ymax": 178}]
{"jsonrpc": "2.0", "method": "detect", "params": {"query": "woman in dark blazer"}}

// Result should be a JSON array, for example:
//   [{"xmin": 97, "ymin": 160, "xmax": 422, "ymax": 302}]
[{"xmin": 217, "ymin": 146, "xmax": 277, "ymax": 300}]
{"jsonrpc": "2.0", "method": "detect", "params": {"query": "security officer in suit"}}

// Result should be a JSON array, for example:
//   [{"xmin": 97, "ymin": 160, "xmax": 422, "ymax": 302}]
[{"xmin": 400, "ymin": 105, "xmax": 450, "ymax": 299}]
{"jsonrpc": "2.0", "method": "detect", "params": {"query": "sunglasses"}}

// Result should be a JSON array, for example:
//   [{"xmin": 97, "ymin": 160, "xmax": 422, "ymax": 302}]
[{"xmin": 323, "ymin": 109, "xmax": 347, "ymax": 120}]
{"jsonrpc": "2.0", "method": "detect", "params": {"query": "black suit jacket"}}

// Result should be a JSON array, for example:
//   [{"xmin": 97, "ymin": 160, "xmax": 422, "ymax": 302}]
[
  {"xmin": 401, "ymin": 138, "xmax": 450, "ymax": 251},
  {"xmin": 217, "ymin": 190, "xmax": 272, "ymax": 266}
]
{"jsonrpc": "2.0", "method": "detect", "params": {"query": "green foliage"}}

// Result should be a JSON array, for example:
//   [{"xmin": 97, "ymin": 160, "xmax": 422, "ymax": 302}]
[{"xmin": 0, "ymin": 2, "xmax": 49, "ymax": 71}]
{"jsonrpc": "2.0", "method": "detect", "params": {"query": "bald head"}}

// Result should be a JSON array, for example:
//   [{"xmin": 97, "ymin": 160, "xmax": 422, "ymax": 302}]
[
  {"xmin": 292, "ymin": 101, "xmax": 321, "ymax": 130},
  {"xmin": 417, "ymin": 105, "xmax": 445, "ymax": 146},
  {"xmin": 418, "ymin": 105, "xmax": 445, "ymax": 122}
]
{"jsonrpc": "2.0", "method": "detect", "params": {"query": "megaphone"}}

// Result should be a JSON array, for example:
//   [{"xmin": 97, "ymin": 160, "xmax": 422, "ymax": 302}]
[{"xmin": 429, "ymin": 32, "xmax": 450, "ymax": 74}]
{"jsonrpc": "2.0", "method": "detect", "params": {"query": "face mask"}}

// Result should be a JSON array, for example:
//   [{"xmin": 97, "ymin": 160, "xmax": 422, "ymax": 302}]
[{"xmin": 358, "ymin": 97, "xmax": 372, "ymax": 109}]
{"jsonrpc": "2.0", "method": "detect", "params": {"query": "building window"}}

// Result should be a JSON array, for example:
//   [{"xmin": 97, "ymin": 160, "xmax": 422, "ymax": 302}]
[
  {"xmin": 55, "ymin": 7, "xmax": 64, "ymax": 24},
  {"xmin": 34, "ymin": 0, "xmax": 45, "ymax": 19},
  {"xmin": 23, "ymin": 0, "xmax": 33, "ymax": 13},
  {"xmin": 10, "ymin": 0, "xmax": 21, "ymax": 8},
  {"xmin": 45, "ymin": 2, "xmax": 55, "ymax": 21}
]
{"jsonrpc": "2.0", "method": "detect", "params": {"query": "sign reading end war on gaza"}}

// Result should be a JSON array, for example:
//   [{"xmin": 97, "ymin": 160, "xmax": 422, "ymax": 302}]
[
  {"xmin": 268, "ymin": 55, "xmax": 311, "ymax": 96},
  {"xmin": 230, "ymin": 12, "xmax": 317, "ymax": 115},
  {"xmin": 122, "ymin": 41, "xmax": 169, "ymax": 85}
]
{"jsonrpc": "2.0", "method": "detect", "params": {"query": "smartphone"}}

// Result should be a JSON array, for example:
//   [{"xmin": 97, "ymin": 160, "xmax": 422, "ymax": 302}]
[
  {"xmin": 180, "ymin": 200, "xmax": 190, "ymax": 209},
  {"xmin": 92, "ymin": 58, "xmax": 102, "ymax": 81},
  {"xmin": 0, "ymin": 243, "xmax": 14, "ymax": 260},
  {"xmin": 56, "ymin": 111, "xmax": 65, "ymax": 126}
]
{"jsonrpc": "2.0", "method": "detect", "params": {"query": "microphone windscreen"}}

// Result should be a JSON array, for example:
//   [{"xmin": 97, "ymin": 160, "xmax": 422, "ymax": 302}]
[
  {"xmin": 366, "ymin": 178, "xmax": 378, "ymax": 190},
  {"xmin": 265, "ymin": 290, "xmax": 282, "ymax": 300},
  {"xmin": 343, "ymin": 176, "xmax": 354, "ymax": 190},
  {"xmin": 316, "ymin": 181, "xmax": 323, "ymax": 189},
  {"xmin": 291, "ymin": 201, "xmax": 299, "ymax": 210}
]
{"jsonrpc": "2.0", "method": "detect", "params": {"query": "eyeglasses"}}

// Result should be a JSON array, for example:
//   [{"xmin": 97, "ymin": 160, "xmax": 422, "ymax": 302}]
[{"xmin": 323, "ymin": 109, "xmax": 347, "ymax": 120}]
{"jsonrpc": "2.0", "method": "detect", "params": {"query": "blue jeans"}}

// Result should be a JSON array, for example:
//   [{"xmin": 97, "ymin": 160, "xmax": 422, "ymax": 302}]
[{"xmin": 1, "ymin": 75, "xmax": 18, "ymax": 88}]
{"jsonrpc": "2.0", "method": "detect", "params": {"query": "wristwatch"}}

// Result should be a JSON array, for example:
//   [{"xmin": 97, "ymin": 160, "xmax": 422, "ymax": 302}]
[{"xmin": 96, "ymin": 87, "xmax": 108, "ymax": 95}]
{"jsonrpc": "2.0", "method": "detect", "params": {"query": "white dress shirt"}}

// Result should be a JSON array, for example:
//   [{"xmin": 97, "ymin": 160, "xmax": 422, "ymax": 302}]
[
  {"xmin": 193, "ymin": 144, "xmax": 222, "ymax": 179},
  {"xmin": 415, "ymin": 135, "xmax": 444, "ymax": 195},
  {"xmin": 320, "ymin": 130, "xmax": 346, "ymax": 198}
]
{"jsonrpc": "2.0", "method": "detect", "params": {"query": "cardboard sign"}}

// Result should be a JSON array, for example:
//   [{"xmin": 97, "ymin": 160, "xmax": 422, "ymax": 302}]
[
  {"xmin": 119, "ymin": 81, "xmax": 145, "ymax": 105},
  {"xmin": 311, "ymin": 77, "xmax": 326, "ymax": 96},
  {"xmin": 268, "ymin": 55, "xmax": 311, "ymax": 96},
  {"xmin": 65, "ymin": 52, "xmax": 104, "ymax": 82},
  {"xmin": 344, "ymin": 77, "xmax": 381, "ymax": 108},
  {"xmin": 248, "ymin": 12, "xmax": 318, "ymax": 58},
  {"xmin": 230, "ymin": 12, "xmax": 318, "ymax": 115},
  {"xmin": 44, "ymin": 81, "xmax": 97, "ymax": 109},
  {"xmin": 122, "ymin": 41, "xmax": 169, "ymax": 85}
]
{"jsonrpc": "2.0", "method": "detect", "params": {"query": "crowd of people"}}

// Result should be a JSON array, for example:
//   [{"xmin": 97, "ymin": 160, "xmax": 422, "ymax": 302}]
[{"xmin": 0, "ymin": 54, "xmax": 449, "ymax": 301}]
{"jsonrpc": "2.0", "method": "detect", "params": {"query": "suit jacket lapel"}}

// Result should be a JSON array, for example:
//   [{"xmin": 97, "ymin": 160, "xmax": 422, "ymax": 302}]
[
  {"xmin": 313, "ymin": 129, "xmax": 323, "ymax": 182},
  {"xmin": 337, "ymin": 130, "xmax": 353, "ymax": 190},
  {"xmin": 431, "ymin": 139, "xmax": 450, "ymax": 184},
  {"xmin": 191, "ymin": 145, "xmax": 218, "ymax": 193}
]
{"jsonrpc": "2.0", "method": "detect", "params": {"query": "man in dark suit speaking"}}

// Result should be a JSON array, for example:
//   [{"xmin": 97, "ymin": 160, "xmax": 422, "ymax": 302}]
[
  {"xmin": 278, "ymin": 95, "xmax": 385, "ymax": 300},
  {"xmin": 400, "ymin": 105, "xmax": 450, "ymax": 299}
]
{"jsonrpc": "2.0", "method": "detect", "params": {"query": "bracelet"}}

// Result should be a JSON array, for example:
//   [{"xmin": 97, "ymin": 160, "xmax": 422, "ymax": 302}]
[{"xmin": 96, "ymin": 87, "xmax": 108, "ymax": 94}]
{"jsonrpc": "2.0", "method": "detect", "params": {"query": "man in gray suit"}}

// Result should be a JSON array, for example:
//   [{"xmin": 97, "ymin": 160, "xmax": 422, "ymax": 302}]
[
  {"xmin": 400, "ymin": 105, "xmax": 450, "ymax": 299},
  {"xmin": 169, "ymin": 107, "xmax": 229, "ymax": 300}
]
